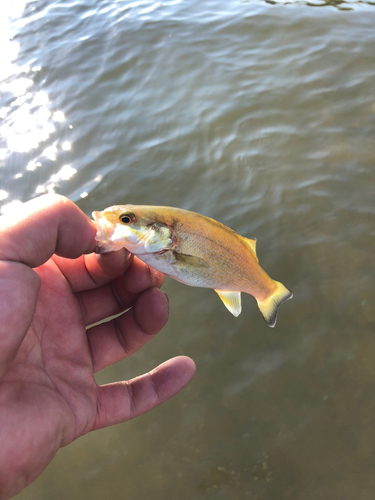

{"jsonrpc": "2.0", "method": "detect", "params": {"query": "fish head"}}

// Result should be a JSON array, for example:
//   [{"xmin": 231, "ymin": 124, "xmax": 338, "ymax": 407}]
[{"xmin": 92, "ymin": 205, "xmax": 173, "ymax": 254}]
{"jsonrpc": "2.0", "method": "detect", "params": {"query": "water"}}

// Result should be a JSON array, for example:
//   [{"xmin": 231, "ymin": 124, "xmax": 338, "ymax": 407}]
[{"xmin": 1, "ymin": 0, "xmax": 375, "ymax": 498}]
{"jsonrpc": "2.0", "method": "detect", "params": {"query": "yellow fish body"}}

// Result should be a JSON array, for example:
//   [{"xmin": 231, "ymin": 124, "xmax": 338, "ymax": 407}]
[{"xmin": 92, "ymin": 205, "xmax": 292, "ymax": 327}]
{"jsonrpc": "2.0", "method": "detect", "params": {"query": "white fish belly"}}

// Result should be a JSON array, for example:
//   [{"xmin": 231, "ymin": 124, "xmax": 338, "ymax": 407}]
[{"xmin": 136, "ymin": 252, "xmax": 215, "ymax": 289}]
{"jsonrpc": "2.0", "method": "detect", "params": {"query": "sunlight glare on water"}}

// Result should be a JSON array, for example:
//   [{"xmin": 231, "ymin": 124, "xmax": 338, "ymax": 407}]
[{"xmin": 0, "ymin": 1, "xmax": 79, "ymax": 213}]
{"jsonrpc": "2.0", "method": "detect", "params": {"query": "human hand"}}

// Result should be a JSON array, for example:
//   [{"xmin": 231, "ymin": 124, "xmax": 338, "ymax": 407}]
[{"xmin": 0, "ymin": 195, "xmax": 195, "ymax": 500}]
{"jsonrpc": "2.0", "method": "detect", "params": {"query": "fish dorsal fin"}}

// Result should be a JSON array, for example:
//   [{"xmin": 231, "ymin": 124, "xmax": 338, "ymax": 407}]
[
  {"xmin": 214, "ymin": 290, "xmax": 242, "ymax": 317},
  {"xmin": 243, "ymin": 237, "xmax": 258, "ymax": 262}
]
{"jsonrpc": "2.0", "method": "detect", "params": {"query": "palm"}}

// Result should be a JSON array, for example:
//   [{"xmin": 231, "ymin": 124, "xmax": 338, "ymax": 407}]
[{"xmin": 12, "ymin": 258, "xmax": 98, "ymax": 446}]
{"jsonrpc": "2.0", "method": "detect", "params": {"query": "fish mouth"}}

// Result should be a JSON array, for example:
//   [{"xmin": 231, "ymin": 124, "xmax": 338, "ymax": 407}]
[{"xmin": 92, "ymin": 211, "xmax": 114, "ymax": 254}]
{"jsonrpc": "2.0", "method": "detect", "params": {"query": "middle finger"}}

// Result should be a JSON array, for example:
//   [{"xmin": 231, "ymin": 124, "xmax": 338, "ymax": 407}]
[{"xmin": 77, "ymin": 258, "xmax": 165, "ymax": 326}]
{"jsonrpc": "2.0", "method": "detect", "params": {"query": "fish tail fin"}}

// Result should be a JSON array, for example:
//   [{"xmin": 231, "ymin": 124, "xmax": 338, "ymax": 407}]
[{"xmin": 256, "ymin": 281, "xmax": 293, "ymax": 328}]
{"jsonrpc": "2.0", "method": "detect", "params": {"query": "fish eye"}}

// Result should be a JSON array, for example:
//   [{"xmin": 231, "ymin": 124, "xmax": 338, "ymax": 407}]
[{"xmin": 119, "ymin": 213, "xmax": 134, "ymax": 224}]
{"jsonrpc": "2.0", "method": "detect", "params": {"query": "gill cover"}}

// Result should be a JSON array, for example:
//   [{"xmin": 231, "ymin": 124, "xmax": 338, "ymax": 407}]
[{"xmin": 143, "ymin": 223, "xmax": 173, "ymax": 253}]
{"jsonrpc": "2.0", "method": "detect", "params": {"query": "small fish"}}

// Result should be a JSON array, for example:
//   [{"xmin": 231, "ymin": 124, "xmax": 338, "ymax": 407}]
[{"xmin": 92, "ymin": 205, "xmax": 292, "ymax": 327}]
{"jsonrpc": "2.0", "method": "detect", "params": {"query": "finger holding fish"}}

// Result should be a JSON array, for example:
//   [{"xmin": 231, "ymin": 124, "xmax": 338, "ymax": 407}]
[
  {"xmin": 75, "ymin": 256, "xmax": 165, "ymax": 327},
  {"xmin": 122, "ymin": 256, "xmax": 165, "ymax": 295},
  {"xmin": 52, "ymin": 247, "xmax": 132, "ymax": 292}
]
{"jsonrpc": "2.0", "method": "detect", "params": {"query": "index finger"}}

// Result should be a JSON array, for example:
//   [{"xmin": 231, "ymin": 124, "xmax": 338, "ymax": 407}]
[{"xmin": 0, "ymin": 194, "xmax": 96, "ymax": 267}]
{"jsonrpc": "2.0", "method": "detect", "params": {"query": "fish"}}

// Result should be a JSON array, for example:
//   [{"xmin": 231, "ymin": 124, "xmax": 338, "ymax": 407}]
[{"xmin": 92, "ymin": 205, "xmax": 292, "ymax": 327}]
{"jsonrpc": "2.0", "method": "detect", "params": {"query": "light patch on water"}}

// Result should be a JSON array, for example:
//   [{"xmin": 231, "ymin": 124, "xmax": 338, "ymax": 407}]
[
  {"xmin": 32, "ymin": 91, "xmax": 49, "ymax": 107},
  {"xmin": 26, "ymin": 161, "xmax": 37, "ymax": 171},
  {"xmin": 0, "ymin": 0, "xmax": 27, "ymax": 21},
  {"xmin": 45, "ymin": 183, "xmax": 56, "ymax": 194},
  {"xmin": 2, "ymin": 77, "xmax": 33, "ymax": 97},
  {"xmin": 53, "ymin": 111, "xmax": 65, "ymax": 122},
  {"xmin": 31, "ymin": 165, "xmax": 78, "ymax": 197},
  {"xmin": 42, "ymin": 145, "xmax": 57, "ymax": 161},
  {"xmin": 1, "ymin": 89, "xmax": 56, "ymax": 153},
  {"xmin": 0, "ymin": 107, "xmax": 11, "ymax": 119},
  {"xmin": 0, "ymin": 5, "xmax": 65, "ymax": 158},
  {"xmin": 35, "ymin": 185, "xmax": 46, "ymax": 194},
  {"xmin": 0, "ymin": 190, "xmax": 9, "ymax": 201},
  {"xmin": 0, "ymin": 199, "xmax": 23, "ymax": 215},
  {"xmin": 0, "ymin": 3, "xmax": 22, "ymax": 82},
  {"xmin": 62, "ymin": 141, "xmax": 71, "ymax": 151},
  {"xmin": 50, "ymin": 165, "xmax": 77, "ymax": 182}
]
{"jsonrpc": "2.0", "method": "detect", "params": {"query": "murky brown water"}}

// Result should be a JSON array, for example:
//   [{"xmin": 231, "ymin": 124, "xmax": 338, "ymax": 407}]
[{"xmin": 1, "ymin": 0, "xmax": 375, "ymax": 498}]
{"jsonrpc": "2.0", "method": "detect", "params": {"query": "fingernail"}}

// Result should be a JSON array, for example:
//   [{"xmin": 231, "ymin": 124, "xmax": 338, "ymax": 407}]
[{"xmin": 163, "ymin": 291, "xmax": 170, "ymax": 313}]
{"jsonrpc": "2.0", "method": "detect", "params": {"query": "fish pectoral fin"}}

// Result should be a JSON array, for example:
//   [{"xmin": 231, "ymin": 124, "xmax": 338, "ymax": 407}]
[
  {"xmin": 174, "ymin": 252, "xmax": 210, "ymax": 269},
  {"xmin": 214, "ymin": 290, "xmax": 242, "ymax": 317},
  {"xmin": 244, "ymin": 237, "xmax": 258, "ymax": 262}
]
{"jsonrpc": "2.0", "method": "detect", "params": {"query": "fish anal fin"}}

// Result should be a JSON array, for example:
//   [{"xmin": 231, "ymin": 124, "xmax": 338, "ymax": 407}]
[
  {"xmin": 256, "ymin": 281, "xmax": 293, "ymax": 328},
  {"xmin": 215, "ymin": 290, "xmax": 242, "ymax": 317},
  {"xmin": 243, "ymin": 237, "xmax": 258, "ymax": 262}
]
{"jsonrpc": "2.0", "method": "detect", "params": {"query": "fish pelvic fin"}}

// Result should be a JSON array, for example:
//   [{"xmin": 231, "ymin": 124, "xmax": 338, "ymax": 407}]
[
  {"xmin": 256, "ymin": 281, "xmax": 293, "ymax": 328},
  {"xmin": 215, "ymin": 290, "xmax": 242, "ymax": 317}
]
